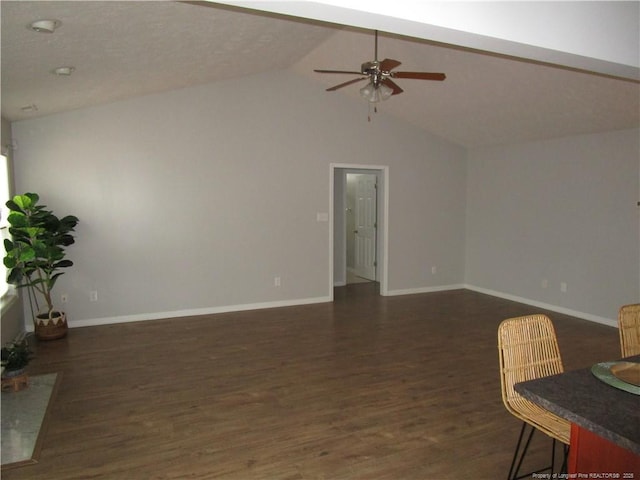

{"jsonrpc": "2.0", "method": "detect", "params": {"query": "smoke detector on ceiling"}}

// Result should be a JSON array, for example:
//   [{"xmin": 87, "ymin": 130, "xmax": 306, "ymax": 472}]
[
  {"xmin": 51, "ymin": 66, "xmax": 75, "ymax": 76},
  {"xmin": 29, "ymin": 19, "xmax": 61, "ymax": 33}
]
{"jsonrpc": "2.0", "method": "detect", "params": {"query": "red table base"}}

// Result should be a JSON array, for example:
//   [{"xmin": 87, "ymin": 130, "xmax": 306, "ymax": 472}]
[{"xmin": 569, "ymin": 423, "xmax": 640, "ymax": 476}]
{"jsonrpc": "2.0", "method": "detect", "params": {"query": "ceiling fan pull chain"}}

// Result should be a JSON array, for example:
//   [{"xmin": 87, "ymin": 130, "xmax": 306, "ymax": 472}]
[{"xmin": 367, "ymin": 102, "xmax": 381, "ymax": 122}]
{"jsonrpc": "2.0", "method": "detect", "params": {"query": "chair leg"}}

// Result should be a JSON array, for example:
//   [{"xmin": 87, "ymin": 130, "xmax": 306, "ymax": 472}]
[
  {"xmin": 507, "ymin": 422, "xmax": 536, "ymax": 480},
  {"xmin": 507, "ymin": 422, "xmax": 563, "ymax": 480},
  {"xmin": 560, "ymin": 444, "xmax": 570, "ymax": 474}
]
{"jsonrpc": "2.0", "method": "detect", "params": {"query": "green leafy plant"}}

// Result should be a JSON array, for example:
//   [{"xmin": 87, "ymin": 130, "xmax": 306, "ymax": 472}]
[
  {"xmin": 1, "ymin": 340, "xmax": 33, "ymax": 372},
  {"xmin": 3, "ymin": 193, "xmax": 79, "ymax": 318}
]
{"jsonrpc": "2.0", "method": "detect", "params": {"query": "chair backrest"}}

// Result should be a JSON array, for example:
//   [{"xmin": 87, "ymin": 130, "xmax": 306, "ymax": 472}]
[
  {"xmin": 619, "ymin": 304, "xmax": 640, "ymax": 357},
  {"xmin": 498, "ymin": 314, "xmax": 564, "ymax": 415}
]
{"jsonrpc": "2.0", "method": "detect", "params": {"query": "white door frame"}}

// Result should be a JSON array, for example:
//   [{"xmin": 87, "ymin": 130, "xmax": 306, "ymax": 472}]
[{"xmin": 329, "ymin": 163, "xmax": 389, "ymax": 300}]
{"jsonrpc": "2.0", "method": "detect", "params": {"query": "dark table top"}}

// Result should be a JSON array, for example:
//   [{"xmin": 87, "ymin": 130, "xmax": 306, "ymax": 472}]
[{"xmin": 514, "ymin": 356, "xmax": 640, "ymax": 455}]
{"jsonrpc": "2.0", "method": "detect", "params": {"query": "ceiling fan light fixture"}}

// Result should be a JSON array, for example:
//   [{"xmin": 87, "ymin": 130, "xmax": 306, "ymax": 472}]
[
  {"xmin": 28, "ymin": 19, "xmax": 61, "ymax": 33},
  {"xmin": 359, "ymin": 83, "xmax": 375, "ymax": 102},
  {"xmin": 378, "ymin": 82, "xmax": 393, "ymax": 101},
  {"xmin": 359, "ymin": 82, "xmax": 393, "ymax": 103}
]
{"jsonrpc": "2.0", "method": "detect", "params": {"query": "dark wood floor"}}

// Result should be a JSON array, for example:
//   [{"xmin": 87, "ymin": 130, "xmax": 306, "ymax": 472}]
[{"xmin": 4, "ymin": 286, "xmax": 620, "ymax": 479}]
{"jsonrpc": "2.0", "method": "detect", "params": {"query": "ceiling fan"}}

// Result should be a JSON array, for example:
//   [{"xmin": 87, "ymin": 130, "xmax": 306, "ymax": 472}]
[{"xmin": 314, "ymin": 30, "xmax": 446, "ymax": 104}]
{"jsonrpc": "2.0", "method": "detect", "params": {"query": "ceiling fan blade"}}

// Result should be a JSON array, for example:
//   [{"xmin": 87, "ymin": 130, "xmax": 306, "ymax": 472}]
[
  {"xmin": 381, "ymin": 78, "xmax": 403, "ymax": 95},
  {"xmin": 314, "ymin": 69, "xmax": 363, "ymax": 75},
  {"xmin": 326, "ymin": 77, "xmax": 367, "ymax": 91},
  {"xmin": 379, "ymin": 58, "xmax": 402, "ymax": 72},
  {"xmin": 391, "ymin": 72, "xmax": 446, "ymax": 81}
]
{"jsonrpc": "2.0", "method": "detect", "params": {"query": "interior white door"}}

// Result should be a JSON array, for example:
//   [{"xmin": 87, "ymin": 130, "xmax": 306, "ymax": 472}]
[{"xmin": 353, "ymin": 174, "xmax": 377, "ymax": 281}]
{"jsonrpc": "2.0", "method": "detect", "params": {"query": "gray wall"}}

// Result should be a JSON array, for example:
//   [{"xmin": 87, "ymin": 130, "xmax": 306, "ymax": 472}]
[
  {"xmin": 9, "ymin": 68, "xmax": 639, "ymax": 329},
  {"xmin": 465, "ymin": 128, "xmax": 640, "ymax": 324},
  {"xmin": 11, "ymin": 70, "xmax": 467, "ymax": 327}
]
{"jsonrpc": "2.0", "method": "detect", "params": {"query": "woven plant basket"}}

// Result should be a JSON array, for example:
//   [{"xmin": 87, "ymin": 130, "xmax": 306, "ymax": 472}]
[{"xmin": 35, "ymin": 311, "xmax": 68, "ymax": 341}]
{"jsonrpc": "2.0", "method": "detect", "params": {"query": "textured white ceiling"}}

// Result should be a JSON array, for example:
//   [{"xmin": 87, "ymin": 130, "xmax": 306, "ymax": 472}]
[
  {"xmin": 294, "ymin": 29, "xmax": 640, "ymax": 147},
  {"xmin": 2, "ymin": 1, "xmax": 638, "ymax": 148},
  {"xmin": 1, "ymin": 1, "xmax": 334, "ymax": 121}
]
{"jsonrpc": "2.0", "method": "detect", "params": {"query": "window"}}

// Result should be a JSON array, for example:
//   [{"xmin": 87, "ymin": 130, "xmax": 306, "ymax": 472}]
[{"xmin": 1, "ymin": 154, "xmax": 11, "ymax": 298}]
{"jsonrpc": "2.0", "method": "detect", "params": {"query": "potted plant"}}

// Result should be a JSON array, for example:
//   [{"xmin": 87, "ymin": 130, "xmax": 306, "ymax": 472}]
[
  {"xmin": 1, "ymin": 339, "xmax": 33, "ymax": 391},
  {"xmin": 1, "ymin": 339, "xmax": 33, "ymax": 377},
  {"xmin": 3, "ymin": 193, "xmax": 79, "ymax": 340}
]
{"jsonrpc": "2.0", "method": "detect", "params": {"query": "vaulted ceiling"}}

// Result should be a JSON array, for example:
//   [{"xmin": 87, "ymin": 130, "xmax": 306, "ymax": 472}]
[{"xmin": 2, "ymin": 1, "xmax": 638, "ymax": 148}]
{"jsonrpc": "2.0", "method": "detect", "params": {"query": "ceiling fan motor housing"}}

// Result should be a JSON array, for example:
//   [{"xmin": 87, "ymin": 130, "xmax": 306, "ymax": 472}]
[
  {"xmin": 361, "ymin": 61, "xmax": 388, "ymax": 87},
  {"xmin": 361, "ymin": 61, "xmax": 380, "ymax": 75}
]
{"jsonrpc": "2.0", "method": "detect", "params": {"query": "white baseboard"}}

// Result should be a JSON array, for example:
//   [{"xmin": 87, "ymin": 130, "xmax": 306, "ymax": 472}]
[
  {"xmin": 68, "ymin": 296, "xmax": 332, "ymax": 328},
  {"xmin": 464, "ymin": 284, "xmax": 617, "ymax": 328},
  {"xmin": 385, "ymin": 284, "xmax": 466, "ymax": 296},
  {"xmin": 55, "ymin": 285, "xmax": 618, "ymax": 330}
]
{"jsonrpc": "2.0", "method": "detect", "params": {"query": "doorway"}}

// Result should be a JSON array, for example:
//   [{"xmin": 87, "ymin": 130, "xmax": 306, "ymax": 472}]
[{"xmin": 330, "ymin": 164, "xmax": 389, "ymax": 299}]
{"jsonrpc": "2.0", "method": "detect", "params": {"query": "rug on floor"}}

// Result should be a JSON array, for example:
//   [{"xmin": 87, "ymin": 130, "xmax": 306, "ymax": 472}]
[{"xmin": 1, "ymin": 373, "xmax": 61, "ymax": 470}]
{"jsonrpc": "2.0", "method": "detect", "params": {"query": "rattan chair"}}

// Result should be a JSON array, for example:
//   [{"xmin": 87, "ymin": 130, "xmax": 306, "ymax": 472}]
[
  {"xmin": 618, "ymin": 303, "xmax": 640, "ymax": 357},
  {"xmin": 498, "ymin": 314, "xmax": 570, "ymax": 480}
]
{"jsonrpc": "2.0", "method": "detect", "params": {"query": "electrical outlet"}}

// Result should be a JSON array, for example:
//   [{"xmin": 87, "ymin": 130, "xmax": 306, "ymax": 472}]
[
  {"xmin": 90, "ymin": 290, "xmax": 98, "ymax": 302},
  {"xmin": 274, "ymin": 276, "xmax": 281, "ymax": 287},
  {"xmin": 560, "ymin": 282, "xmax": 568, "ymax": 293},
  {"xmin": 431, "ymin": 266, "xmax": 437, "ymax": 275},
  {"xmin": 541, "ymin": 279, "xmax": 548, "ymax": 289}
]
